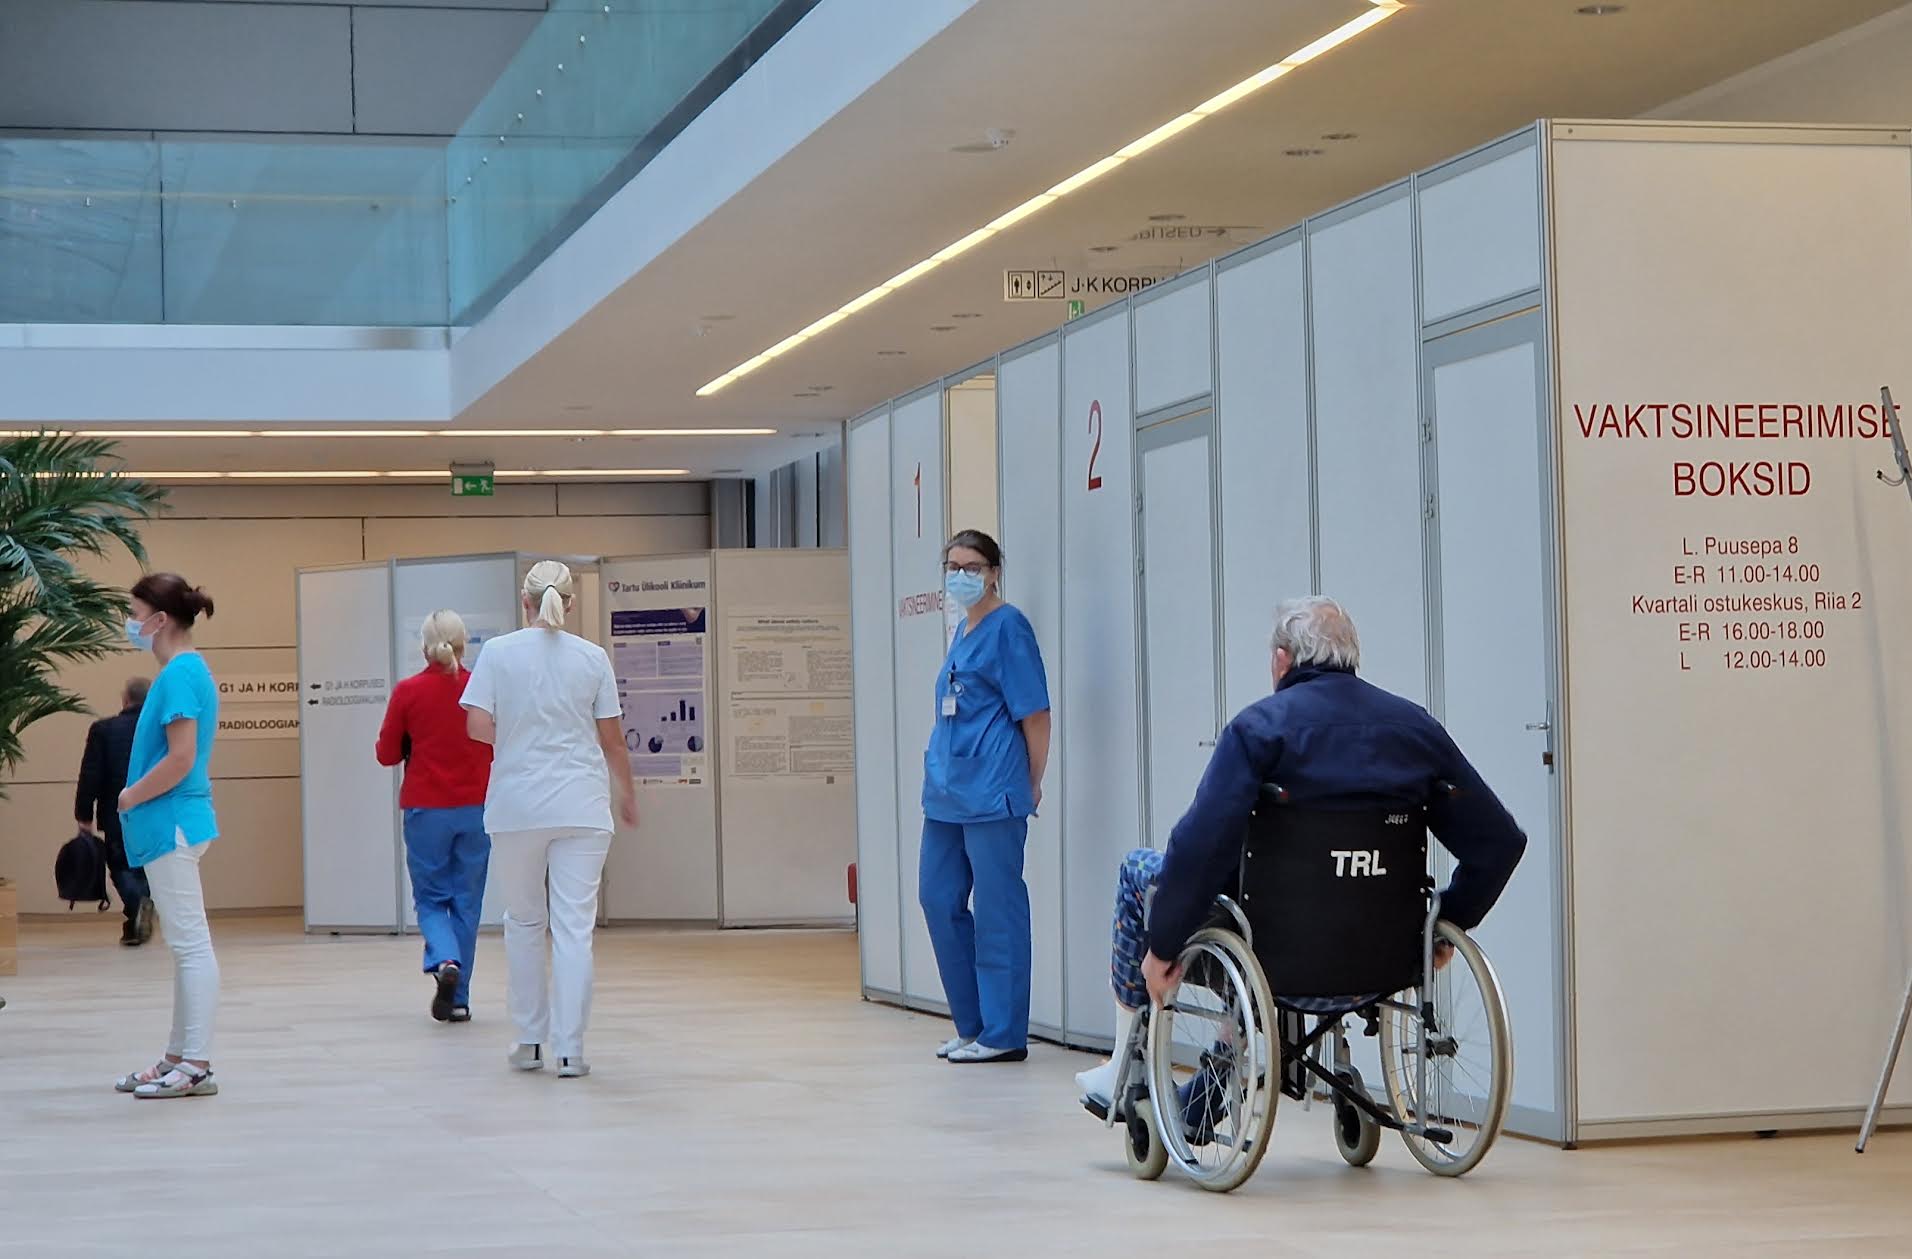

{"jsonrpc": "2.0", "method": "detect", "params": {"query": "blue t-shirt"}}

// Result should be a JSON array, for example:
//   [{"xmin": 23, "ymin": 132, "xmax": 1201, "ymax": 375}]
[
  {"xmin": 922, "ymin": 605, "xmax": 1050, "ymax": 824},
  {"xmin": 120, "ymin": 651, "xmax": 220, "ymax": 868}
]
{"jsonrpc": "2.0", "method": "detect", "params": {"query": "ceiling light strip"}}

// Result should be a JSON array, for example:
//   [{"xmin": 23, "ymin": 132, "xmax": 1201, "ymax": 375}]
[
  {"xmin": 694, "ymin": 0, "xmax": 1403, "ymax": 397},
  {"xmin": 100, "ymin": 469, "xmax": 693, "ymax": 481},
  {"xmin": 2, "ymin": 428, "xmax": 776, "ymax": 439}
]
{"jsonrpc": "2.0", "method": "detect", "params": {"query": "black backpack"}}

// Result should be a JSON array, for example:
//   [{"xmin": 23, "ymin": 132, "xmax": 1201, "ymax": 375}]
[{"xmin": 55, "ymin": 832, "xmax": 111, "ymax": 911}]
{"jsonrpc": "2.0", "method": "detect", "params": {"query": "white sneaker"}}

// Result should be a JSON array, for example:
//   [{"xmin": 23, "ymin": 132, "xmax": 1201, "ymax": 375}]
[
  {"xmin": 508, "ymin": 1043, "xmax": 544, "ymax": 1071},
  {"xmin": 1076, "ymin": 1058, "xmax": 1118, "ymax": 1105},
  {"xmin": 557, "ymin": 1057, "xmax": 590, "ymax": 1078},
  {"xmin": 936, "ymin": 1035, "xmax": 976, "ymax": 1059}
]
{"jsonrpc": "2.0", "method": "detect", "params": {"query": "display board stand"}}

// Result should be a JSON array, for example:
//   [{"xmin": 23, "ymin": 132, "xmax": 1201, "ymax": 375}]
[{"xmin": 1859, "ymin": 386, "xmax": 1912, "ymax": 1153}]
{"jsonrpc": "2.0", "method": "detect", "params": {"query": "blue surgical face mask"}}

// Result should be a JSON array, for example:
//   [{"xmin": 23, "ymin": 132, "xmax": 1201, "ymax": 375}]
[
  {"xmin": 125, "ymin": 615, "xmax": 156, "ymax": 651},
  {"xmin": 944, "ymin": 569, "xmax": 987, "ymax": 610}
]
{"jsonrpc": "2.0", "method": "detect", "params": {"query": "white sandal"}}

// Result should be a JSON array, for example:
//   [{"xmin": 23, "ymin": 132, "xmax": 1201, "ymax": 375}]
[
  {"xmin": 115, "ymin": 1060, "xmax": 174, "ymax": 1093},
  {"xmin": 134, "ymin": 1061, "xmax": 218, "ymax": 1099}
]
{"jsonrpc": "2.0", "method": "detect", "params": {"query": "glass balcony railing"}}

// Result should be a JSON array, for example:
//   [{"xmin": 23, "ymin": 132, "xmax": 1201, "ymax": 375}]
[{"xmin": 0, "ymin": 0, "xmax": 809, "ymax": 329}]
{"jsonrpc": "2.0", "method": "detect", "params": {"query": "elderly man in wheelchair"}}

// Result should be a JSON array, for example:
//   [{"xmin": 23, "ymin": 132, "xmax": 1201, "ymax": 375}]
[{"xmin": 1075, "ymin": 596, "xmax": 1527, "ymax": 1191}]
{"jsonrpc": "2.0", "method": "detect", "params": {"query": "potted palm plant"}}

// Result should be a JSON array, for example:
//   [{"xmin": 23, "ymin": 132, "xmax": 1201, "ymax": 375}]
[{"xmin": 0, "ymin": 432, "xmax": 166, "ymax": 798}]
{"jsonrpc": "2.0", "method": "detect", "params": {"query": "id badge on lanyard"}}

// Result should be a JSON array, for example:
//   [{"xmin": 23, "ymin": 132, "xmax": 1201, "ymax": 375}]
[{"xmin": 942, "ymin": 666, "xmax": 961, "ymax": 718}]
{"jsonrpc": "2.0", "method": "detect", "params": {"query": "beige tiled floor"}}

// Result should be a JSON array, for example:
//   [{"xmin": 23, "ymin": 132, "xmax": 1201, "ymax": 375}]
[{"xmin": 2, "ymin": 916, "xmax": 1908, "ymax": 1257}]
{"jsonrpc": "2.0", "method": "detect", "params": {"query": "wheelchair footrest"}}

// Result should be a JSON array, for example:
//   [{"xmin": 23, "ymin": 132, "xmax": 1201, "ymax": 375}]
[{"xmin": 1082, "ymin": 1095, "xmax": 1111, "ymax": 1122}]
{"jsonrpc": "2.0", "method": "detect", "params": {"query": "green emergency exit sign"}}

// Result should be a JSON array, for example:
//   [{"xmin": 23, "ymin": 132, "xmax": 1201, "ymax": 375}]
[
  {"xmin": 452, "ymin": 472, "xmax": 494, "ymax": 497},
  {"xmin": 1067, "ymin": 299, "xmax": 1085, "ymax": 321}
]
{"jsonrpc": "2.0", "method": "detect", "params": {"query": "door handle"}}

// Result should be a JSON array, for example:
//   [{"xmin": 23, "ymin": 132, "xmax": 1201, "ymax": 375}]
[
  {"xmin": 1524, "ymin": 722, "xmax": 1551, "ymax": 732},
  {"xmin": 1197, "ymin": 739, "xmax": 1217, "ymax": 748}
]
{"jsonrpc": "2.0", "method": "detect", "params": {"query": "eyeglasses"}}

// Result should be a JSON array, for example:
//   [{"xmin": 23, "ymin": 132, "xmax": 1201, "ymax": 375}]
[{"xmin": 944, "ymin": 562, "xmax": 991, "ymax": 576}]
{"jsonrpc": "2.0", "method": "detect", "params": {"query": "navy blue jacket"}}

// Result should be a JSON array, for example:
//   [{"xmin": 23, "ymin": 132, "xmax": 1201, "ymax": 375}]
[
  {"xmin": 1147, "ymin": 666, "xmax": 1527, "ymax": 962},
  {"xmin": 76, "ymin": 704, "xmax": 142, "ymax": 842}
]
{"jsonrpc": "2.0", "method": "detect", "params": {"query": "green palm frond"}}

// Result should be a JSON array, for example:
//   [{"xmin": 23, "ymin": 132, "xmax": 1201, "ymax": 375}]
[{"xmin": 0, "ymin": 432, "xmax": 166, "ymax": 797}]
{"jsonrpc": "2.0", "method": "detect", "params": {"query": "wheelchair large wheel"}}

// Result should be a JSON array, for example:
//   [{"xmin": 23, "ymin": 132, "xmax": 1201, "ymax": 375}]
[
  {"xmin": 1146, "ymin": 927, "xmax": 1279, "ymax": 1193},
  {"xmin": 1377, "ymin": 920, "xmax": 1513, "ymax": 1177}
]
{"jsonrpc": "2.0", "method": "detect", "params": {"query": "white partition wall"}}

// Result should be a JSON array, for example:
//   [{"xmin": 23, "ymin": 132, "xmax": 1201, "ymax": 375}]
[
  {"xmin": 890, "ymin": 388, "xmax": 948, "ymax": 1005},
  {"xmin": 850, "ymin": 120, "xmax": 1912, "ymax": 1144},
  {"xmin": 1215, "ymin": 233, "xmax": 1312, "ymax": 715},
  {"xmin": 1059, "ymin": 306, "xmax": 1141, "ymax": 1045},
  {"xmin": 1309, "ymin": 186, "xmax": 1428, "ymax": 706},
  {"xmin": 997, "ymin": 338, "xmax": 1065, "ymax": 1036},
  {"xmin": 301, "ymin": 551, "xmax": 597, "ymax": 933},
  {"xmin": 299, "ymin": 563, "xmax": 400, "ymax": 930},
  {"xmin": 711, "ymin": 548, "xmax": 855, "ymax": 926},
  {"xmin": 599, "ymin": 552, "xmax": 719, "ymax": 923},
  {"xmin": 1551, "ymin": 123, "xmax": 1912, "ymax": 1138},
  {"xmin": 848, "ymin": 406, "xmax": 901, "ymax": 996}
]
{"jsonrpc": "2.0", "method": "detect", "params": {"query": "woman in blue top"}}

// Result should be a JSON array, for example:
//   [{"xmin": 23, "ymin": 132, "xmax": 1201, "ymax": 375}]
[
  {"xmin": 921, "ymin": 530, "xmax": 1051, "ymax": 1064},
  {"xmin": 111, "ymin": 573, "xmax": 223, "ymax": 1100}
]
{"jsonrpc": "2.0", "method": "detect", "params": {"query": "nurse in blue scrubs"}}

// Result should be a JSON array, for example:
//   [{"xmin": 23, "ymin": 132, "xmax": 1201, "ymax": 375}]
[{"xmin": 921, "ymin": 529, "xmax": 1052, "ymax": 1064}]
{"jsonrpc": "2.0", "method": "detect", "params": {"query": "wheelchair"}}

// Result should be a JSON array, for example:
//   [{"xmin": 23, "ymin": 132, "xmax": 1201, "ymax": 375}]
[{"xmin": 1091, "ymin": 785, "xmax": 1513, "ymax": 1192}]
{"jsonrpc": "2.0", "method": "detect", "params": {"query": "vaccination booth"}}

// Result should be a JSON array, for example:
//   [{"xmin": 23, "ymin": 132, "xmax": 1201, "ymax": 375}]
[
  {"xmin": 848, "ymin": 120, "xmax": 1912, "ymax": 1145},
  {"xmin": 297, "ymin": 548, "xmax": 852, "ymax": 934}
]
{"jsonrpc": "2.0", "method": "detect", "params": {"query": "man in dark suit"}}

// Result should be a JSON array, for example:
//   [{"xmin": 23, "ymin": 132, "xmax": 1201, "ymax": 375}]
[{"xmin": 77, "ymin": 676, "xmax": 153, "ymax": 946}]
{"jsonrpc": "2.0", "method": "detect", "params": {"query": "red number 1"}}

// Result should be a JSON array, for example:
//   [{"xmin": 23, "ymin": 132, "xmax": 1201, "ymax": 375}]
[
  {"xmin": 1087, "ymin": 400, "xmax": 1105, "ymax": 491},
  {"xmin": 914, "ymin": 463, "xmax": 922, "ymax": 538}
]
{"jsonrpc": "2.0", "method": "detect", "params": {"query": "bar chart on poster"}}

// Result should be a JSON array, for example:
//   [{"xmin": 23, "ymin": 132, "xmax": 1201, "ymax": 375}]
[{"xmin": 605, "ymin": 559, "xmax": 712, "ymax": 787}]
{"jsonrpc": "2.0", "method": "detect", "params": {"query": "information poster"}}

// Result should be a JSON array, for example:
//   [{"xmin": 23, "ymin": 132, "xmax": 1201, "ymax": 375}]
[
  {"xmin": 606, "ymin": 559, "xmax": 711, "ymax": 786},
  {"xmin": 723, "ymin": 607, "xmax": 854, "ymax": 781},
  {"xmin": 1551, "ymin": 135, "xmax": 1912, "ymax": 1124}
]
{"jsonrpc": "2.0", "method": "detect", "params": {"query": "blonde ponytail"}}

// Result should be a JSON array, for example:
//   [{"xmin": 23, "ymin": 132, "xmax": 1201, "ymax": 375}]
[
  {"xmin": 420, "ymin": 609, "xmax": 468, "ymax": 670},
  {"xmin": 523, "ymin": 560, "xmax": 574, "ymax": 631}
]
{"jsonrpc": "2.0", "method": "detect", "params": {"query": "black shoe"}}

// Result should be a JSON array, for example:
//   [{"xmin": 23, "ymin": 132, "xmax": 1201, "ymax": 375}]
[
  {"xmin": 120, "ymin": 920, "xmax": 141, "ymax": 946},
  {"xmin": 431, "ymin": 963, "xmax": 460, "ymax": 1023}
]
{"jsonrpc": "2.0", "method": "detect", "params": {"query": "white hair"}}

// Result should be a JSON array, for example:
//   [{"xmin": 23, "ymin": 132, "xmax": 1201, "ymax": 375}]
[
  {"xmin": 1270, "ymin": 596, "xmax": 1360, "ymax": 670},
  {"xmin": 420, "ymin": 609, "xmax": 468, "ymax": 670},
  {"xmin": 523, "ymin": 560, "xmax": 574, "ymax": 631}
]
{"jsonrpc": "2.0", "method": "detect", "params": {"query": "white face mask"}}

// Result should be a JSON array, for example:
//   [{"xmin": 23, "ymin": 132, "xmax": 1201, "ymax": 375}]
[{"xmin": 126, "ymin": 614, "xmax": 158, "ymax": 651}]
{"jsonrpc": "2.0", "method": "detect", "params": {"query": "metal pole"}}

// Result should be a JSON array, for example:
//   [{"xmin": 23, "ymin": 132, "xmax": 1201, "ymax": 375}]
[
  {"xmin": 1856, "ymin": 385, "xmax": 1912, "ymax": 1152},
  {"xmin": 1858, "ymin": 968, "xmax": 1912, "ymax": 1152}
]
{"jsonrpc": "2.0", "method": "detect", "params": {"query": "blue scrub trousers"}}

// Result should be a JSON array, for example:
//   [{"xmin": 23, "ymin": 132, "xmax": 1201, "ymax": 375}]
[
  {"xmin": 919, "ymin": 817, "xmax": 1031, "ymax": 1050},
  {"xmin": 403, "ymin": 805, "xmax": 490, "ymax": 1005}
]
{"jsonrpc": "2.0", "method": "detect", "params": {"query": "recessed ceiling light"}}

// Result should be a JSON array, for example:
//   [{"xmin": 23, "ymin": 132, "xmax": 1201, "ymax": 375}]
[
  {"xmin": 930, "ymin": 324, "xmax": 957, "ymax": 333},
  {"xmin": 712, "ymin": 468, "xmax": 744, "ymax": 476},
  {"xmin": 1089, "ymin": 245, "xmax": 1120, "ymax": 254},
  {"xmin": 1322, "ymin": 131, "xmax": 1358, "ymax": 141},
  {"xmin": 1285, "ymin": 147, "xmax": 1326, "ymax": 157},
  {"xmin": 951, "ymin": 128, "xmax": 1015, "ymax": 154},
  {"xmin": 1576, "ymin": 3, "xmax": 1623, "ymax": 13},
  {"xmin": 951, "ymin": 312, "xmax": 983, "ymax": 320},
  {"xmin": 1147, "ymin": 213, "xmax": 1187, "ymax": 222},
  {"xmin": 693, "ymin": 1, "xmax": 1404, "ymax": 397},
  {"xmin": 877, "ymin": 349, "xmax": 908, "ymax": 357},
  {"xmin": 794, "ymin": 391, "xmax": 821, "ymax": 398}
]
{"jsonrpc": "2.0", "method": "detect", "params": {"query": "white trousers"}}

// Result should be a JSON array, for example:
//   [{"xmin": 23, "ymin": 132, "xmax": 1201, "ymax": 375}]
[
  {"xmin": 491, "ymin": 827, "xmax": 612, "ymax": 1059},
  {"xmin": 144, "ymin": 832, "xmax": 220, "ymax": 1061}
]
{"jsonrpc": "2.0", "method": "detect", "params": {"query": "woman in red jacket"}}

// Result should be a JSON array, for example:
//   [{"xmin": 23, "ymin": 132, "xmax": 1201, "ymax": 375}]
[{"xmin": 376, "ymin": 610, "xmax": 493, "ymax": 1023}]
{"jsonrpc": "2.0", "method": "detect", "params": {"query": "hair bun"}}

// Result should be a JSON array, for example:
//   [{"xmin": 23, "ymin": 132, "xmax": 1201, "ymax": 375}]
[{"xmin": 189, "ymin": 586, "xmax": 216, "ymax": 618}]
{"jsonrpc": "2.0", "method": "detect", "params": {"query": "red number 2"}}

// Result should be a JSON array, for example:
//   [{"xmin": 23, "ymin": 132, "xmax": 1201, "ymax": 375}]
[{"xmin": 1087, "ymin": 400, "xmax": 1105, "ymax": 491}]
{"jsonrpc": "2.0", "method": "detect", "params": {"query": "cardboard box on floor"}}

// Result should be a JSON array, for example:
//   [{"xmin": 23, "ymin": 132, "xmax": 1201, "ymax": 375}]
[{"xmin": 0, "ymin": 877, "xmax": 17, "ymax": 976}]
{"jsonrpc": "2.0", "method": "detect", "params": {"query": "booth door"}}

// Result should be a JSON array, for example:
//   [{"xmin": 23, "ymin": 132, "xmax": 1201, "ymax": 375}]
[
  {"xmin": 1136, "ymin": 407, "xmax": 1223, "ymax": 849},
  {"xmin": 1427, "ymin": 311, "xmax": 1565, "ymax": 1139}
]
